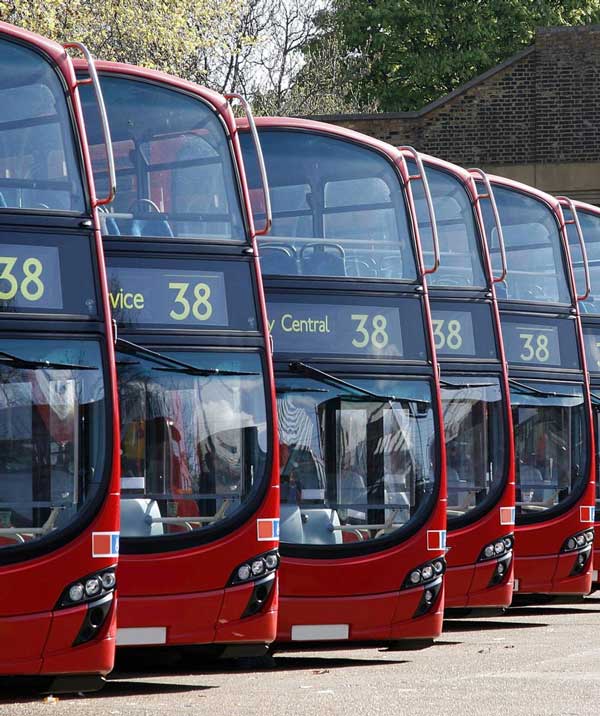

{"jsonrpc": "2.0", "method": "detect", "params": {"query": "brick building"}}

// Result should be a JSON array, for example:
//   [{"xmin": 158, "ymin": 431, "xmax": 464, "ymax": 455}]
[{"xmin": 318, "ymin": 25, "xmax": 600, "ymax": 204}]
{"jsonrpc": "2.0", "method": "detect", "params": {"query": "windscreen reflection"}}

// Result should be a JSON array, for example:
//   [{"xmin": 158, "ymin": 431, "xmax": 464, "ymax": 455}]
[
  {"xmin": 117, "ymin": 350, "xmax": 268, "ymax": 538},
  {"xmin": 276, "ymin": 377, "xmax": 436, "ymax": 545},
  {"xmin": 0, "ymin": 340, "xmax": 106, "ymax": 548},
  {"xmin": 511, "ymin": 381, "xmax": 587, "ymax": 521},
  {"xmin": 441, "ymin": 378, "xmax": 505, "ymax": 522}
]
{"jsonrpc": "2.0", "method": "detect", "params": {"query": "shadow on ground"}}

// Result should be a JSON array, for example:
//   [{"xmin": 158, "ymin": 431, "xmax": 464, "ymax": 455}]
[{"xmin": 443, "ymin": 619, "xmax": 548, "ymax": 632}]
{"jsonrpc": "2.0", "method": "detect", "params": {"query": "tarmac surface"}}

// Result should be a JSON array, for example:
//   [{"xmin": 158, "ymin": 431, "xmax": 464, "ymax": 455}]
[{"xmin": 2, "ymin": 594, "xmax": 600, "ymax": 716}]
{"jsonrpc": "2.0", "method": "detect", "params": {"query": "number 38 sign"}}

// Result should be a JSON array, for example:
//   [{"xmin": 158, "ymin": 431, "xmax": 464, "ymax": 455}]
[
  {"xmin": 0, "ymin": 244, "xmax": 63, "ymax": 311},
  {"xmin": 106, "ymin": 265, "xmax": 229, "ymax": 328}
]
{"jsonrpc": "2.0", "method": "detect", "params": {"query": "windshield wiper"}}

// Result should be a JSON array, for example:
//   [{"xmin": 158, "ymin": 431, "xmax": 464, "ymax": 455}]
[
  {"xmin": 276, "ymin": 385, "xmax": 328, "ymax": 394},
  {"xmin": 440, "ymin": 379, "xmax": 497, "ymax": 390},
  {"xmin": 116, "ymin": 338, "xmax": 258, "ymax": 377},
  {"xmin": 0, "ymin": 351, "xmax": 95, "ymax": 371},
  {"xmin": 508, "ymin": 378, "xmax": 574, "ymax": 399},
  {"xmin": 289, "ymin": 361, "xmax": 420, "ymax": 403}
]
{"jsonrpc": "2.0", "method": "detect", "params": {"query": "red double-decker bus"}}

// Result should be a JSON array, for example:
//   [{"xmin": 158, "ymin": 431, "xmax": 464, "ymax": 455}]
[
  {"xmin": 411, "ymin": 155, "xmax": 515, "ymax": 611},
  {"xmin": 0, "ymin": 24, "xmax": 120, "ymax": 691},
  {"xmin": 79, "ymin": 62, "xmax": 279, "ymax": 655},
  {"xmin": 563, "ymin": 198, "xmax": 600, "ymax": 589},
  {"xmin": 477, "ymin": 176, "xmax": 595, "ymax": 599},
  {"xmin": 239, "ymin": 118, "xmax": 447, "ymax": 645}
]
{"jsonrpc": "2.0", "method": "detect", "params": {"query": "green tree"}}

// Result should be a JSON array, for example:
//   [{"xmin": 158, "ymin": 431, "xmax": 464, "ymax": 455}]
[
  {"xmin": 316, "ymin": 0, "xmax": 600, "ymax": 112},
  {"xmin": 0, "ymin": 0, "xmax": 243, "ymax": 83}
]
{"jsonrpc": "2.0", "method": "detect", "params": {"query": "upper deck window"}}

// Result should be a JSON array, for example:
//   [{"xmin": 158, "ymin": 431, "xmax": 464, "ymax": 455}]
[
  {"xmin": 0, "ymin": 39, "xmax": 85, "ymax": 212},
  {"xmin": 571, "ymin": 210, "xmax": 600, "ymax": 315},
  {"xmin": 409, "ymin": 163, "xmax": 486, "ymax": 289},
  {"xmin": 482, "ymin": 185, "xmax": 570, "ymax": 304},
  {"xmin": 80, "ymin": 76, "xmax": 245, "ymax": 242},
  {"xmin": 241, "ymin": 130, "xmax": 417, "ymax": 281}
]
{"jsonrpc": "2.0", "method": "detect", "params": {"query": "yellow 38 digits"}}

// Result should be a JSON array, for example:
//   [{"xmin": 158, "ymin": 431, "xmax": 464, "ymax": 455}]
[
  {"xmin": 0, "ymin": 256, "xmax": 44, "ymax": 302},
  {"xmin": 519, "ymin": 332, "xmax": 550, "ymax": 362},
  {"xmin": 351, "ymin": 314, "xmax": 389, "ymax": 349},
  {"xmin": 168, "ymin": 281, "xmax": 213, "ymax": 321},
  {"xmin": 432, "ymin": 318, "xmax": 463, "ymax": 351}
]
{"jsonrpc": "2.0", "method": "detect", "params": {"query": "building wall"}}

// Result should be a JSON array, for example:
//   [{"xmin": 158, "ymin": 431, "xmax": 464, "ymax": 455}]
[{"xmin": 319, "ymin": 25, "xmax": 600, "ymax": 204}]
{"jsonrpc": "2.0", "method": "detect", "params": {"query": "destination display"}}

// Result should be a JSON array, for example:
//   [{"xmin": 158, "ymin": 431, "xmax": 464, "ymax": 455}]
[
  {"xmin": 267, "ymin": 295, "xmax": 427, "ymax": 360},
  {"xmin": 583, "ymin": 327, "xmax": 600, "ymax": 374},
  {"xmin": 0, "ymin": 243, "xmax": 63, "ymax": 311},
  {"xmin": 106, "ymin": 257, "xmax": 258, "ymax": 331},
  {"xmin": 501, "ymin": 314, "xmax": 579, "ymax": 369},
  {"xmin": 430, "ymin": 301, "xmax": 497, "ymax": 359}
]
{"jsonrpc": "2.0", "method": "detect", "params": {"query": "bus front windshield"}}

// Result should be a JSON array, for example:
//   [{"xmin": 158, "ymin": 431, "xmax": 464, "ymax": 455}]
[
  {"xmin": 441, "ymin": 377, "xmax": 505, "ymax": 523},
  {"xmin": 510, "ymin": 381, "xmax": 587, "ymax": 522},
  {"xmin": 0, "ymin": 38, "xmax": 85, "ymax": 212},
  {"xmin": 240, "ymin": 130, "xmax": 417, "ymax": 281},
  {"xmin": 482, "ymin": 185, "xmax": 570, "ymax": 304},
  {"xmin": 276, "ymin": 376, "xmax": 437, "ymax": 546},
  {"xmin": 0, "ymin": 339, "xmax": 106, "ymax": 549},
  {"xmin": 117, "ymin": 350, "xmax": 268, "ymax": 539},
  {"xmin": 80, "ymin": 76, "xmax": 245, "ymax": 241}
]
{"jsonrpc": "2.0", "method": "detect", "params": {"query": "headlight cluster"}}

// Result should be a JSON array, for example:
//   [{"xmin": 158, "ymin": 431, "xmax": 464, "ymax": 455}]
[
  {"xmin": 562, "ymin": 529, "xmax": 594, "ymax": 553},
  {"xmin": 402, "ymin": 558, "xmax": 445, "ymax": 590},
  {"xmin": 478, "ymin": 535, "xmax": 513, "ymax": 562},
  {"xmin": 229, "ymin": 550, "xmax": 279, "ymax": 586},
  {"xmin": 56, "ymin": 569, "xmax": 116, "ymax": 610}
]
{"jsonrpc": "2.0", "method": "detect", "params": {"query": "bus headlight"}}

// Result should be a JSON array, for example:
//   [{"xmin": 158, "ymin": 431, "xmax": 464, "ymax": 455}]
[
  {"xmin": 479, "ymin": 534, "xmax": 513, "ymax": 562},
  {"xmin": 562, "ymin": 529, "xmax": 595, "ymax": 553},
  {"xmin": 69, "ymin": 584, "xmax": 85, "ymax": 602},
  {"xmin": 402, "ymin": 558, "xmax": 446, "ymax": 589},
  {"xmin": 85, "ymin": 578, "xmax": 102, "ymax": 597},
  {"xmin": 56, "ymin": 568, "xmax": 117, "ymax": 609},
  {"xmin": 229, "ymin": 550, "xmax": 279, "ymax": 586}
]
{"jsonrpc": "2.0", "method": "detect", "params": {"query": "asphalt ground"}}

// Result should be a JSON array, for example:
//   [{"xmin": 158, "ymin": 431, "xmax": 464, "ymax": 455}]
[{"xmin": 2, "ymin": 594, "xmax": 600, "ymax": 716}]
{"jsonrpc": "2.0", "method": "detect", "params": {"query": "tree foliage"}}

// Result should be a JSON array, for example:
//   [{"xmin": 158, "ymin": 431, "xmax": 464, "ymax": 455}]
[
  {"xmin": 315, "ymin": 0, "xmax": 600, "ymax": 112},
  {"xmin": 0, "ymin": 0, "xmax": 242, "ymax": 82}
]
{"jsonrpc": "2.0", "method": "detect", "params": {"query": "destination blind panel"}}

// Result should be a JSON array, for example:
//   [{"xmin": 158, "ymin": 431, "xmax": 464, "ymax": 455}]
[
  {"xmin": 0, "ymin": 232, "xmax": 99, "ymax": 317},
  {"xmin": 267, "ymin": 294, "xmax": 427, "ymax": 360},
  {"xmin": 106, "ymin": 257, "xmax": 258, "ymax": 331},
  {"xmin": 430, "ymin": 301, "xmax": 497, "ymax": 359},
  {"xmin": 501, "ymin": 313, "xmax": 580, "ymax": 369}
]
